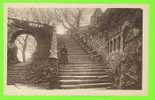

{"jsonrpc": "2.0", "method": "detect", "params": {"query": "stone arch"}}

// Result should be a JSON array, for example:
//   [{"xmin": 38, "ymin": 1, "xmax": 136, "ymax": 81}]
[
  {"xmin": 8, "ymin": 28, "xmax": 52, "ymax": 64},
  {"xmin": 10, "ymin": 30, "xmax": 36, "ymax": 43}
]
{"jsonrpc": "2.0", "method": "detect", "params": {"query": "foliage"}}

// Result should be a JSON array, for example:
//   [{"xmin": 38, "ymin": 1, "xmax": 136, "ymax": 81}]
[
  {"xmin": 25, "ymin": 59, "xmax": 58, "ymax": 88},
  {"xmin": 99, "ymin": 8, "xmax": 142, "ymax": 32}
]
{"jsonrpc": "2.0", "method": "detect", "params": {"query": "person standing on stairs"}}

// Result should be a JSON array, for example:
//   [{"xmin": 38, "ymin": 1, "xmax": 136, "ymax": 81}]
[{"xmin": 60, "ymin": 45, "xmax": 68, "ymax": 64}]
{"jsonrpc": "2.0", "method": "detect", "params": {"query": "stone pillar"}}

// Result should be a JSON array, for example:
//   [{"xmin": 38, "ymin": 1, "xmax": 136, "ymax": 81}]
[
  {"xmin": 108, "ymin": 40, "xmax": 110, "ymax": 54},
  {"xmin": 49, "ymin": 27, "xmax": 58, "ymax": 59},
  {"xmin": 112, "ymin": 39, "xmax": 114, "ymax": 53},
  {"xmin": 48, "ymin": 26, "xmax": 59, "ymax": 89},
  {"xmin": 120, "ymin": 21, "xmax": 130, "ymax": 53},
  {"xmin": 120, "ymin": 33, "xmax": 124, "ymax": 53}
]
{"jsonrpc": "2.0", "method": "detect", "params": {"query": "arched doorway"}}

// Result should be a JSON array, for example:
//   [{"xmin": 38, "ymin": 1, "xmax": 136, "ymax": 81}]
[{"xmin": 15, "ymin": 34, "xmax": 37, "ymax": 63}]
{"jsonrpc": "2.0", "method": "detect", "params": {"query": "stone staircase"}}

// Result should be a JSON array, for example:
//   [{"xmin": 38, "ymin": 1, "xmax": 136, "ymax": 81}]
[
  {"xmin": 7, "ymin": 63, "xmax": 29, "ymax": 85},
  {"xmin": 58, "ymin": 34, "xmax": 112, "ymax": 89}
]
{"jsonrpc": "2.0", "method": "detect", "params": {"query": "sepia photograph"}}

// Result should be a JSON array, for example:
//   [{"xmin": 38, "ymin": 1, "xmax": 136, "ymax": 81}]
[{"xmin": 4, "ymin": 4, "xmax": 148, "ymax": 96}]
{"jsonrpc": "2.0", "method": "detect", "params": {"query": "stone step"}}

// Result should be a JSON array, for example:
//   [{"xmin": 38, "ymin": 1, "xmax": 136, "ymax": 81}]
[
  {"xmin": 67, "ymin": 56, "xmax": 92, "ymax": 61},
  {"xmin": 7, "ymin": 74, "xmax": 27, "ymax": 77},
  {"xmin": 67, "ymin": 52, "xmax": 87, "ymax": 55},
  {"xmin": 60, "ymin": 67, "xmax": 110, "ymax": 71},
  {"xmin": 8, "ymin": 67, "xmax": 27, "ymax": 70},
  {"xmin": 7, "ymin": 78, "xmax": 26, "ymax": 83},
  {"xmin": 58, "ymin": 75, "xmax": 109, "ymax": 80},
  {"xmin": 7, "ymin": 80, "xmax": 27, "ymax": 85},
  {"xmin": 67, "ymin": 47, "xmax": 83, "ymax": 50},
  {"xmin": 60, "ymin": 71, "xmax": 108, "ymax": 76},
  {"xmin": 60, "ymin": 65, "xmax": 108, "ymax": 69},
  {"xmin": 59, "ymin": 79, "xmax": 111, "ymax": 84},
  {"xmin": 59, "ymin": 82, "xmax": 112, "ymax": 89},
  {"xmin": 7, "ymin": 76, "xmax": 26, "ymax": 79},
  {"xmin": 7, "ymin": 73, "xmax": 26, "ymax": 76},
  {"xmin": 66, "ymin": 46, "xmax": 81, "ymax": 48},
  {"xmin": 67, "ymin": 50, "xmax": 86, "ymax": 53},
  {"xmin": 59, "ymin": 68, "xmax": 108, "ymax": 72},
  {"xmin": 8, "ymin": 67, "xmax": 26, "ymax": 69},
  {"xmin": 7, "ymin": 72, "xmax": 27, "ymax": 75},
  {"xmin": 60, "ymin": 68, "xmax": 109, "ymax": 70},
  {"xmin": 68, "ymin": 58, "xmax": 90, "ymax": 61},
  {"xmin": 68, "ymin": 60, "xmax": 94, "ymax": 64},
  {"xmin": 65, "ymin": 43, "xmax": 81, "ymax": 45},
  {"xmin": 7, "ymin": 78, "xmax": 26, "ymax": 82},
  {"xmin": 65, "ymin": 44, "xmax": 81, "ymax": 46},
  {"xmin": 7, "ymin": 70, "xmax": 27, "ymax": 72},
  {"xmin": 10, "ymin": 63, "xmax": 30, "ymax": 66},
  {"xmin": 63, "ymin": 63, "xmax": 105, "ymax": 67},
  {"xmin": 7, "ymin": 74, "xmax": 26, "ymax": 77},
  {"xmin": 68, "ymin": 54, "xmax": 90, "ymax": 57}
]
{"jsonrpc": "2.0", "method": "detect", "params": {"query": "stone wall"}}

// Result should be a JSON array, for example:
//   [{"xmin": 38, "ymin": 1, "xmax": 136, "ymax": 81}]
[
  {"xmin": 7, "ymin": 19, "xmax": 59, "ymax": 88},
  {"xmin": 8, "ymin": 19, "xmax": 53, "ymax": 63}
]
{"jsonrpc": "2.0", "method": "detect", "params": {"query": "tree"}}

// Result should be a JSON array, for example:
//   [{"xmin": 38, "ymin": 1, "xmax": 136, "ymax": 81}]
[
  {"xmin": 15, "ymin": 34, "xmax": 29, "ymax": 62},
  {"xmin": 15, "ymin": 34, "xmax": 37, "ymax": 62},
  {"xmin": 54, "ymin": 8, "xmax": 91, "ymax": 30},
  {"xmin": 27, "ymin": 8, "xmax": 56, "ymax": 25},
  {"xmin": 8, "ymin": 8, "xmax": 93, "ymax": 30},
  {"xmin": 8, "ymin": 8, "xmax": 56, "ymax": 25}
]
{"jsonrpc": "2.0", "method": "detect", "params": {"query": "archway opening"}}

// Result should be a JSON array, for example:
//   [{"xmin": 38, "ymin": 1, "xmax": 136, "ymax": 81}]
[{"xmin": 15, "ymin": 34, "xmax": 37, "ymax": 63}]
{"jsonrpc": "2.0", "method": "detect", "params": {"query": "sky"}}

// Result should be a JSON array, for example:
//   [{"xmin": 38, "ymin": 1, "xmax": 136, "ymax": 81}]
[{"xmin": 56, "ymin": 8, "xmax": 107, "ymax": 34}]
